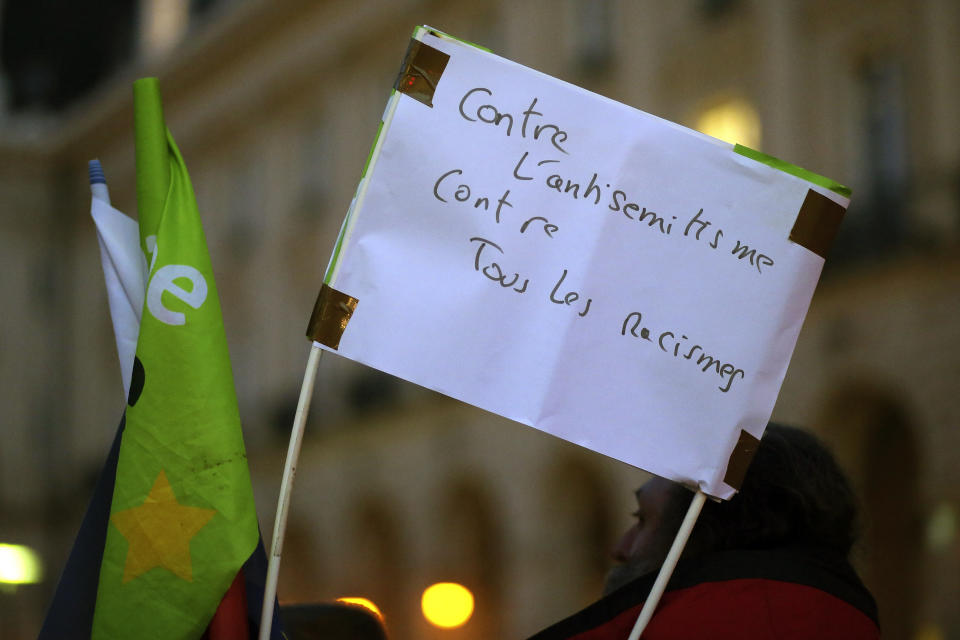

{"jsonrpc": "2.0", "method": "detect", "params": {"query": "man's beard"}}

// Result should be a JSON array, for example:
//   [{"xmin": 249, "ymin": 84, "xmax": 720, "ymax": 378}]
[
  {"xmin": 602, "ymin": 487, "xmax": 693, "ymax": 596},
  {"xmin": 602, "ymin": 555, "xmax": 660, "ymax": 595}
]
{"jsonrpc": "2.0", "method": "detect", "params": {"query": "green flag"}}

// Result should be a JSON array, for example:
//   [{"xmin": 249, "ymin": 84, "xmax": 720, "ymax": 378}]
[{"xmin": 92, "ymin": 78, "xmax": 259, "ymax": 639}]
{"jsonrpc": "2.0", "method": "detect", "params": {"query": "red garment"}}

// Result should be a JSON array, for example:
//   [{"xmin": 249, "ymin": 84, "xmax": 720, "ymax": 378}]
[{"xmin": 527, "ymin": 548, "xmax": 879, "ymax": 640}]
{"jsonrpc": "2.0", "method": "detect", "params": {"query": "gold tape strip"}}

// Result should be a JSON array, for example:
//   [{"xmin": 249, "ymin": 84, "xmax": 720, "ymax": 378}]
[
  {"xmin": 723, "ymin": 429, "xmax": 761, "ymax": 491},
  {"xmin": 394, "ymin": 39, "xmax": 450, "ymax": 107},
  {"xmin": 789, "ymin": 189, "xmax": 847, "ymax": 259},
  {"xmin": 306, "ymin": 284, "xmax": 358, "ymax": 350}
]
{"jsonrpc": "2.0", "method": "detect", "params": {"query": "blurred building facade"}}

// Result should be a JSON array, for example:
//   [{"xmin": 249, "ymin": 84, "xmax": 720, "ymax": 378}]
[{"xmin": 1, "ymin": 0, "xmax": 958, "ymax": 638}]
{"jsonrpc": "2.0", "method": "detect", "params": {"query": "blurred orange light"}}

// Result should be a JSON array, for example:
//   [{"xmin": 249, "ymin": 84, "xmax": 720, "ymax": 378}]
[
  {"xmin": 421, "ymin": 582, "xmax": 474, "ymax": 629},
  {"xmin": 336, "ymin": 596, "xmax": 383, "ymax": 620}
]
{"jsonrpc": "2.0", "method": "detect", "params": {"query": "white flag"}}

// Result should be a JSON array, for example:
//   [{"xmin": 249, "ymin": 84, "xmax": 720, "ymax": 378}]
[{"xmin": 89, "ymin": 159, "xmax": 147, "ymax": 397}]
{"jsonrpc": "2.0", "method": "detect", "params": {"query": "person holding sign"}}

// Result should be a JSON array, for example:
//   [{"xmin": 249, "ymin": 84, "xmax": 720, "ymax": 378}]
[{"xmin": 526, "ymin": 424, "xmax": 881, "ymax": 640}]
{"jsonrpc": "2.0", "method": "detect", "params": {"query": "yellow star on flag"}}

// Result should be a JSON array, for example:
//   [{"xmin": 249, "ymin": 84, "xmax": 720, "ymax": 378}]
[{"xmin": 110, "ymin": 470, "xmax": 216, "ymax": 583}]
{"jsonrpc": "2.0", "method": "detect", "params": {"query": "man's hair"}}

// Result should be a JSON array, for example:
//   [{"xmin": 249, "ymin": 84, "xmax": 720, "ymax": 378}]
[{"xmin": 678, "ymin": 423, "xmax": 860, "ymax": 557}]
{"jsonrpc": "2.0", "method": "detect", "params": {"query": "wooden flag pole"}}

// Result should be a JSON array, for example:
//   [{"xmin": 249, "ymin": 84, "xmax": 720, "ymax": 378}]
[
  {"xmin": 627, "ymin": 489, "xmax": 707, "ymax": 640},
  {"xmin": 259, "ymin": 343, "xmax": 325, "ymax": 640}
]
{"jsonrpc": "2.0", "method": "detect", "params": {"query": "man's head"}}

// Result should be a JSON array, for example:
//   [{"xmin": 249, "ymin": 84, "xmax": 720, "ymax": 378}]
[
  {"xmin": 604, "ymin": 476, "xmax": 690, "ymax": 594},
  {"xmin": 604, "ymin": 423, "xmax": 860, "ymax": 594}
]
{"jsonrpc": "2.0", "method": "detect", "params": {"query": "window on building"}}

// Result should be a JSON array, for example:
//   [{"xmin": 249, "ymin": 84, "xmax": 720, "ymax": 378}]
[
  {"xmin": 569, "ymin": 0, "xmax": 614, "ymax": 75},
  {"xmin": 434, "ymin": 480, "xmax": 504, "ymax": 639},
  {"xmin": 297, "ymin": 117, "xmax": 331, "ymax": 219},
  {"xmin": 698, "ymin": 0, "xmax": 741, "ymax": 21},
  {"xmin": 0, "ymin": 1, "xmax": 136, "ymax": 111},
  {"xmin": 818, "ymin": 386, "xmax": 922, "ymax": 640},
  {"xmin": 189, "ymin": 0, "xmax": 220, "ymax": 19},
  {"xmin": 226, "ymin": 151, "xmax": 265, "ymax": 260},
  {"xmin": 140, "ymin": 0, "xmax": 189, "ymax": 60},
  {"xmin": 832, "ymin": 55, "xmax": 909, "ymax": 264},
  {"xmin": 542, "ymin": 457, "xmax": 616, "ymax": 611},
  {"xmin": 345, "ymin": 369, "xmax": 399, "ymax": 417},
  {"xmin": 347, "ymin": 498, "xmax": 409, "ymax": 633}
]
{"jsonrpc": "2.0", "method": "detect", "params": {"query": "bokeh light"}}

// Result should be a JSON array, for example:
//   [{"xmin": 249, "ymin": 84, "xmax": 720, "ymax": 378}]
[
  {"xmin": 336, "ymin": 596, "xmax": 383, "ymax": 620},
  {"xmin": 0, "ymin": 543, "xmax": 43, "ymax": 584},
  {"xmin": 914, "ymin": 623, "xmax": 945, "ymax": 640},
  {"xmin": 421, "ymin": 582, "xmax": 474, "ymax": 629},
  {"xmin": 694, "ymin": 96, "xmax": 761, "ymax": 150},
  {"xmin": 926, "ymin": 502, "xmax": 957, "ymax": 552}
]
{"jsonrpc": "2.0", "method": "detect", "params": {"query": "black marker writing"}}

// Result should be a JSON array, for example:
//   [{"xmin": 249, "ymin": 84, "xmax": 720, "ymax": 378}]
[
  {"xmin": 434, "ymin": 168, "xmax": 514, "ymax": 224},
  {"xmin": 621, "ymin": 310, "xmax": 745, "ymax": 393},
  {"xmin": 458, "ymin": 88, "xmax": 569, "ymax": 153},
  {"xmin": 469, "ymin": 236, "xmax": 529, "ymax": 293},
  {"xmin": 549, "ymin": 269, "xmax": 593, "ymax": 317},
  {"xmin": 730, "ymin": 239, "xmax": 775, "ymax": 273},
  {"xmin": 520, "ymin": 216, "xmax": 559, "ymax": 237}
]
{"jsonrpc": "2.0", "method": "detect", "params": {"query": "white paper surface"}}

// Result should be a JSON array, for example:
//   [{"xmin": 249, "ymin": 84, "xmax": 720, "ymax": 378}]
[{"xmin": 322, "ymin": 29, "xmax": 848, "ymax": 499}]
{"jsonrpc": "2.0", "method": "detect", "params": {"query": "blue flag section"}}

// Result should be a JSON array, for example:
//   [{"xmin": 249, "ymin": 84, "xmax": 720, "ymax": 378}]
[{"xmin": 39, "ymin": 419, "xmax": 125, "ymax": 639}]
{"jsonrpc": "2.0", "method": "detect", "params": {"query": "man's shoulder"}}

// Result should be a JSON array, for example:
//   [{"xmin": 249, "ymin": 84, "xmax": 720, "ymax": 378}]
[
  {"xmin": 525, "ymin": 547, "xmax": 880, "ymax": 640},
  {"xmin": 669, "ymin": 546, "xmax": 878, "ymax": 623}
]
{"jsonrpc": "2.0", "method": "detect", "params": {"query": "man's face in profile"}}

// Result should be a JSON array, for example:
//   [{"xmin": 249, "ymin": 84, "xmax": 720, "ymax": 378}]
[{"xmin": 603, "ymin": 476, "xmax": 682, "ymax": 595}]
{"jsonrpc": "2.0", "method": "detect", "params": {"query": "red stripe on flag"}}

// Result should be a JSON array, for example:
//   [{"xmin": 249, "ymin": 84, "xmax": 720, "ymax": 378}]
[{"xmin": 205, "ymin": 570, "xmax": 249, "ymax": 640}]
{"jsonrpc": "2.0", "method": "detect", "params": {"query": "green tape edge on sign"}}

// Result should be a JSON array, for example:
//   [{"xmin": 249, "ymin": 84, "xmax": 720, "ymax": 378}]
[
  {"xmin": 326, "ymin": 120, "xmax": 382, "ymax": 284},
  {"xmin": 323, "ymin": 212, "xmax": 350, "ymax": 285},
  {"xmin": 425, "ymin": 26, "xmax": 492, "ymax": 52},
  {"xmin": 733, "ymin": 144, "xmax": 852, "ymax": 198},
  {"xmin": 361, "ymin": 120, "xmax": 385, "ymax": 180}
]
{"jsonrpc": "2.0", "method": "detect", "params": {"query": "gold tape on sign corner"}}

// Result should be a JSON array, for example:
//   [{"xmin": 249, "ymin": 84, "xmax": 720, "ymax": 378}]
[
  {"xmin": 394, "ymin": 39, "xmax": 450, "ymax": 107},
  {"xmin": 723, "ymin": 429, "xmax": 761, "ymax": 491},
  {"xmin": 306, "ymin": 284, "xmax": 359, "ymax": 350},
  {"xmin": 789, "ymin": 189, "xmax": 847, "ymax": 259}
]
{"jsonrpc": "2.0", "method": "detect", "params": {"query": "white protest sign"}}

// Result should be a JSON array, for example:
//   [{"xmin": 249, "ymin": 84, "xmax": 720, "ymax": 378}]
[{"xmin": 318, "ymin": 27, "xmax": 848, "ymax": 499}]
